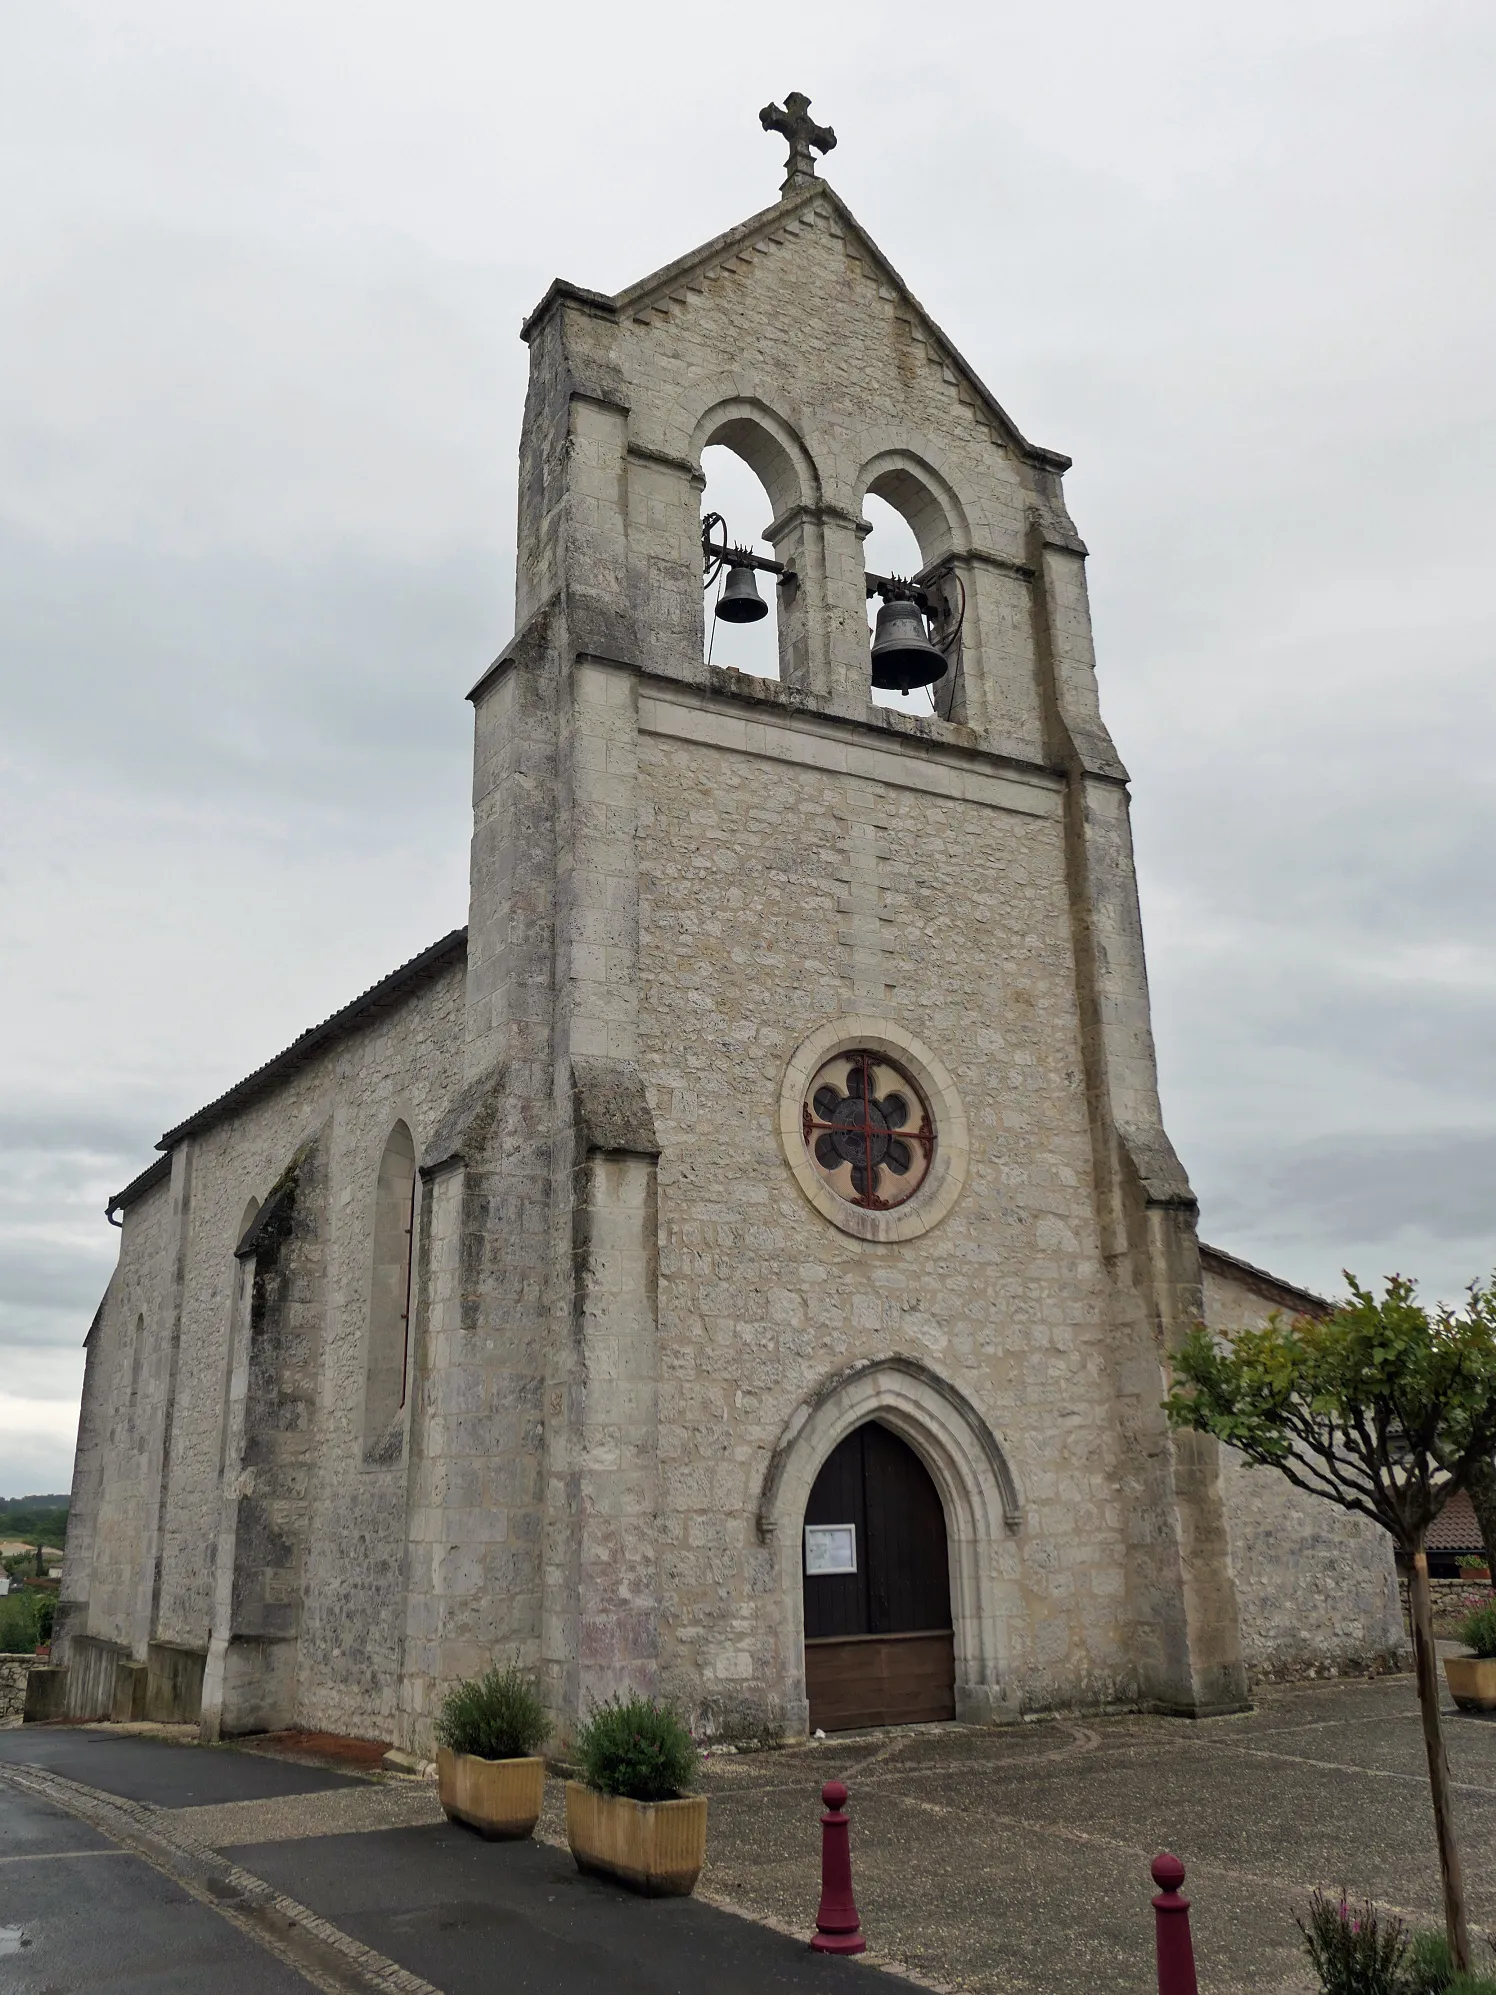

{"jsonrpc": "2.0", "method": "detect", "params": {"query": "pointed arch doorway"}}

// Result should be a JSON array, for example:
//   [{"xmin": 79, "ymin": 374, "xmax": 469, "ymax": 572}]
[{"xmin": 802, "ymin": 1420, "xmax": 956, "ymax": 1731}]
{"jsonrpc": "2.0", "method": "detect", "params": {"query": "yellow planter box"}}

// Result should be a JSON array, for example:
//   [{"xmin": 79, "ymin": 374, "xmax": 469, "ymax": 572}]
[
  {"xmin": 565, "ymin": 1781, "xmax": 708, "ymax": 1897},
  {"xmin": 436, "ymin": 1748, "xmax": 546, "ymax": 1839},
  {"xmin": 1445, "ymin": 1656, "xmax": 1496, "ymax": 1713}
]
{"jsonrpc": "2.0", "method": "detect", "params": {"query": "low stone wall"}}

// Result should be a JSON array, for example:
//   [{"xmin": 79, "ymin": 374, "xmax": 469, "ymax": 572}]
[
  {"xmin": 1, "ymin": 1654, "xmax": 48, "ymax": 1727},
  {"xmin": 1399, "ymin": 1576, "xmax": 1493, "ymax": 1639}
]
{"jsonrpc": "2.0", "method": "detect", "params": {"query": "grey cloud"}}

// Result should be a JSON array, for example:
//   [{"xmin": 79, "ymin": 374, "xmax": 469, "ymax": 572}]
[
  {"xmin": 0, "ymin": 1243, "xmax": 116, "ymax": 1318},
  {"xmin": 1, "ymin": 533, "xmax": 490, "ymax": 811},
  {"xmin": 1207, "ymin": 1133, "xmax": 1496, "ymax": 1250}
]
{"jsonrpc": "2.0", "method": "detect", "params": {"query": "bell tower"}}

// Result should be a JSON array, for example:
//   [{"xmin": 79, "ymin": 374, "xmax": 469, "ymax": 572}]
[{"xmin": 397, "ymin": 94, "xmax": 1248, "ymax": 1746}]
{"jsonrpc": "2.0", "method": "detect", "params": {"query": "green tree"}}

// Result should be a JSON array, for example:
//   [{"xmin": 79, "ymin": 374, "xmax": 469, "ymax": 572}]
[{"xmin": 1165, "ymin": 1274, "xmax": 1496, "ymax": 1974}]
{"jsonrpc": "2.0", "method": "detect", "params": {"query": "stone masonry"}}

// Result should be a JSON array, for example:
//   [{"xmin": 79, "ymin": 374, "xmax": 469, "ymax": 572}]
[{"xmin": 57, "ymin": 101, "xmax": 1402, "ymax": 1751}]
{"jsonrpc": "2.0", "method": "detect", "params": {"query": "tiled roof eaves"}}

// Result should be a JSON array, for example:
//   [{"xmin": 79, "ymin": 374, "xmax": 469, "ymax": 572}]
[
  {"xmin": 135, "ymin": 928, "xmax": 467, "ymax": 1171},
  {"xmin": 105, "ymin": 1153, "xmax": 171, "ymax": 1222},
  {"xmin": 1200, "ymin": 1242, "xmax": 1330, "ymax": 1320},
  {"xmin": 1428, "ymin": 1490, "xmax": 1483, "ymax": 1554}
]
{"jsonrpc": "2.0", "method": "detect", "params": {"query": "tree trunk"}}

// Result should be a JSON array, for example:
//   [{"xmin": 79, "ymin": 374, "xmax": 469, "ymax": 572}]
[
  {"xmin": 1465, "ymin": 1457, "xmax": 1496, "ymax": 1578},
  {"xmin": 1409, "ymin": 1542, "xmax": 1471, "ymax": 1971}
]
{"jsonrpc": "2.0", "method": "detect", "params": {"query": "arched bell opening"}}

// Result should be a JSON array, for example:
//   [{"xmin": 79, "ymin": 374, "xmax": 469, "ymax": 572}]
[
  {"xmin": 801, "ymin": 1418, "xmax": 956, "ymax": 1732},
  {"xmin": 699, "ymin": 443, "xmax": 780, "ymax": 680},
  {"xmin": 858, "ymin": 457, "xmax": 970, "ymax": 722},
  {"xmin": 861, "ymin": 495, "xmax": 934, "ymax": 715}
]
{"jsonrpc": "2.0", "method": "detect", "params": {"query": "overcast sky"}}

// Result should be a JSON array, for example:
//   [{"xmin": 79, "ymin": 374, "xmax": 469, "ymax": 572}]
[{"xmin": 2, "ymin": 0, "xmax": 1493, "ymax": 1497}]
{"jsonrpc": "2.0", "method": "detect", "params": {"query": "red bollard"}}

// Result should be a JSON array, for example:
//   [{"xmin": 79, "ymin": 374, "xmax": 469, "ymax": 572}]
[
  {"xmin": 811, "ymin": 1780, "xmax": 866, "ymax": 1955},
  {"xmin": 1151, "ymin": 1853, "xmax": 1199, "ymax": 1995}
]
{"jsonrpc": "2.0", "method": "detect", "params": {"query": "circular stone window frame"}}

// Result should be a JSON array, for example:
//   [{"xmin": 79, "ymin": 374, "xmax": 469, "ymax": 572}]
[{"xmin": 778, "ymin": 1016, "xmax": 970, "ymax": 1243}]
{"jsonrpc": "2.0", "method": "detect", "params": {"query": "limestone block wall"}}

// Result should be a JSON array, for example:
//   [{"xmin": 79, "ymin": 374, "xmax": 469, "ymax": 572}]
[
  {"xmin": 183, "ymin": 961, "xmax": 465, "ymax": 1737},
  {"xmin": 71, "ymin": 954, "xmax": 467, "ymax": 1739},
  {"xmin": 64, "ymin": 1174, "xmax": 177, "ymax": 1654},
  {"xmin": 1203, "ymin": 1261, "xmax": 1409, "ymax": 1677},
  {"xmin": 635, "ymin": 705, "xmax": 1135, "ymax": 1729}
]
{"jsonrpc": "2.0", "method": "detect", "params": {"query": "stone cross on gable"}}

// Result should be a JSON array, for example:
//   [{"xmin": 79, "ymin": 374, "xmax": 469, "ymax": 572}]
[{"xmin": 760, "ymin": 91, "xmax": 837, "ymax": 194}]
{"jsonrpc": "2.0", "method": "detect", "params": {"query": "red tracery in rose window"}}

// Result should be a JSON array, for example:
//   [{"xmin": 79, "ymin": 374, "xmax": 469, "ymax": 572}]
[{"xmin": 802, "ymin": 1051, "xmax": 935, "ymax": 1210}]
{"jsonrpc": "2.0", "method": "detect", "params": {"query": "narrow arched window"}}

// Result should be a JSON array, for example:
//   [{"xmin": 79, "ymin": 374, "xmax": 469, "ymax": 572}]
[
  {"xmin": 364, "ymin": 1123, "xmax": 416, "ymax": 1457},
  {"xmin": 236, "ymin": 1196, "xmax": 260, "ymax": 1253},
  {"xmin": 217, "ymin": 1196, "xmax": 260, "ymax": 1481},
  {"xmin": 127, "ymin": 1312, "xmax": 147, "ymax": 1436}
]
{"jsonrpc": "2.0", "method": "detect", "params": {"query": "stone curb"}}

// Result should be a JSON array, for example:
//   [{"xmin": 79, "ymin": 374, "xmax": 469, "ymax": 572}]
[{"xmin": 0, "ymin": 1761, "xmax": 439, "ymax": 1995}]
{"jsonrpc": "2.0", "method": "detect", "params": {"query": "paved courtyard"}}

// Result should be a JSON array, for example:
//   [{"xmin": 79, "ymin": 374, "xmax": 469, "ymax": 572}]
[
  {"xmin": 4, "ymin": 1670, "xmax": 1496, "ymax": 1992},
  {"xmin": 689, "ymin": 1670, "xmax": 1496, "ymax": 1993}
]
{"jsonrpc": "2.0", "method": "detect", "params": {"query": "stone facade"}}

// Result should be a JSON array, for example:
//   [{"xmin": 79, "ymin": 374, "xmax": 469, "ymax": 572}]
[
  {"xmin": 58, "ymin": 121, "xmax": 1403, "ymax": 1750},
  {"xmin": 1202, "ymin": 1248, "xmax": 1409, "ymax": 1680}
]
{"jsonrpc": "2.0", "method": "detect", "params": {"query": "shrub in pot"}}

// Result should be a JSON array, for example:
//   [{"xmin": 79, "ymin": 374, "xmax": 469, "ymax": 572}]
[
  {"xmin": 1445, "ymin": 1603, "xmax": 1496, "ymax": 1714},
  {"xmin": 566, "ymin": 1695, "xmax": 705, "ymax": 1896},
  {"xmin": 434, "ymin": 1663, "xmax": 549, "ymax": 1839}
]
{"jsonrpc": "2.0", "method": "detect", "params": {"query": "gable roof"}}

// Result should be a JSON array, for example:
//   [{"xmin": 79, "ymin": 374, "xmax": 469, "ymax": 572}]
[
  {"xmin": 522, "ymin": 180, "xmax": 1072, "ymax": 477},
  {"xmin": 1199, "ymin": 1242, "xmax": 1329, "ymax": 1320},
  {"xmin": 106, "ymin": 928, "xmax": 468, "ymax": 1220}
]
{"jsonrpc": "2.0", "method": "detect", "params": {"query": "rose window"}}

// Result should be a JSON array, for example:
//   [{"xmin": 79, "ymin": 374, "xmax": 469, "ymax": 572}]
[{"xmin": 801, "ymin": 1051, "xmax": 935, "ymax": 1211}]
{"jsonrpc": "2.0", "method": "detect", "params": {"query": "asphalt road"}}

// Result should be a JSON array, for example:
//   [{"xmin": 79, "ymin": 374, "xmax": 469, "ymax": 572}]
[
  {"xmin": 0, "ymin": 1726, "xmax": 358, "ymax": 1806},
  {"xmin": 0, "ymin": 1779, "xmax": 310, "ymax": 1994},
  {"xmin": 226, "ymin": 1820, "xmax": 902, "ymax": 1993},
  {"xmin": 0, "ymin": 1727, "xmax": 913, "ymax": 1994}
]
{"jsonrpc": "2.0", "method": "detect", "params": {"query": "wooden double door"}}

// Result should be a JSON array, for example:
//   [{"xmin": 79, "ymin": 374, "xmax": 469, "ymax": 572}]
[{"xmin": 802, "ymin": 1420, "xmax": 956, "ymax": 1732}]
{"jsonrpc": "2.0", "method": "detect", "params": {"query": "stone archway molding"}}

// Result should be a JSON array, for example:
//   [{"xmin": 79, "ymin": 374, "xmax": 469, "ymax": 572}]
[{"xmin": 758, "ymin": 1354, "xmax": 1021, "ymax": 1731}]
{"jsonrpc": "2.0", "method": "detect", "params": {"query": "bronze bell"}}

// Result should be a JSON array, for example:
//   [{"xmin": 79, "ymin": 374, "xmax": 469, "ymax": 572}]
[
  {"xmin": 715, "ymin": 562, "xmax": 769, "ymax": 624},
  {"xmin": 869, "ymin": 598, "xmax": 947, "ymax": 692}
]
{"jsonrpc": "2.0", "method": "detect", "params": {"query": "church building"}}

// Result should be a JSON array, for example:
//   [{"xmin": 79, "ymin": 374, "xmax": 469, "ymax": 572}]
[{"xmin": 55, "ymin": 97, "xmax": 1407, "ymax": 1748}]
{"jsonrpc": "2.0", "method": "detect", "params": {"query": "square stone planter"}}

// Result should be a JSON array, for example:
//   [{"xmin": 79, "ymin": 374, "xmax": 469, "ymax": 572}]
[
  {"xmin": 1445, "ymin": 1656, "xmax": 1496, "ymax": 1713},
  {"xmin": 565, "ymin": 1781, "xmax": 708, "ymax": 1896},
  {"xmin": 436, "ymin": 1748, "xmax": 546, "ymax": 1838}
]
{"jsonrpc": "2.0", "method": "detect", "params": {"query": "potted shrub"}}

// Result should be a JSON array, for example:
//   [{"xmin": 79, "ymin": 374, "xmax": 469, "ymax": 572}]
[
  {"xmin": 1457, "ymin": 1553, "xmax": 1493, "ymax": 1586},
  {"xmin": 434, "ymin": 1662, "xmax": 549, "ymax": 1838},
  {"xmin": 1446, "ymin": 1602, "xmax": 1496, "ymax": 1714},
  {"xmin": 566, "ymin": 1694, "xmax": 705, "ymax": 1896}
]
